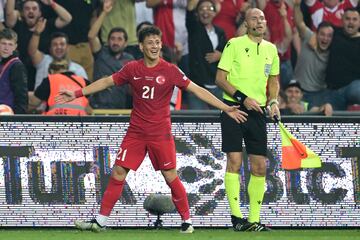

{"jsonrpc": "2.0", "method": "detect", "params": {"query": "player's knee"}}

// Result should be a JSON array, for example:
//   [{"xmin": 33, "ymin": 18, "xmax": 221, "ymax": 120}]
[
  {"xmin": 161, "ymin": 168, "xmax": 177, "ymax": 183},
  {"xmin": 111, "ymin": 166, "xmax": 128, "ymax": 181}
]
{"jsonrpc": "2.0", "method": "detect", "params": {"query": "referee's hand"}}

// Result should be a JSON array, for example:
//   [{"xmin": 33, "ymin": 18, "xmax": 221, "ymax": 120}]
[
  {"xmin": 224, "ymin": 105, "xmax": 248, "ymax": 123},
  {"xmin": 243, "ymin": 97, "xmax": 263, "ymax": 114}
]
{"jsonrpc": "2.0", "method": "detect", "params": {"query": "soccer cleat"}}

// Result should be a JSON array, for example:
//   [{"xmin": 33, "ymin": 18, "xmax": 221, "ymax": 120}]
[
  {"xmin": 180, "ymin": 222, "xmax": 194, "ymax": 233},
  {"xmin": 247, "ymin": 222, "xmax": 271, "ymax": 232},
  {"xmin": 231, "ymin": 215, "xmax": 249, "ymax": 231},
  {"xmin": 74, "ymin": 219, "xmax": 106, "ymax": 233}
]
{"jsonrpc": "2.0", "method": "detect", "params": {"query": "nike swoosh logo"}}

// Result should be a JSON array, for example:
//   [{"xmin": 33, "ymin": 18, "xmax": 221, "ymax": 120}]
[
  {"xmin": 133, "ymin": 77, "xmax": 141, "ymax": 80},
  {"xmin": 164, "ymin": 162, "xmax": 171, "ymax": 166}
]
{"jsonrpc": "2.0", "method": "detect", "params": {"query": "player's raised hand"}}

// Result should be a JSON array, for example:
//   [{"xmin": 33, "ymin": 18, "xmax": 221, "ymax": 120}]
[
  {"xmin": 224, "ymin": 105, "xmax": 248, "ymax": 123},
  {"xmin": 55, "ymin": 89, "xmax": 76, "ymax": 103}
]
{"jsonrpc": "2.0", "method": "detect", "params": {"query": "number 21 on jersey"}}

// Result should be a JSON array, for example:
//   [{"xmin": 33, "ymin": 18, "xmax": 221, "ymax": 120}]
[
  {"xmin": 142, "ymin": 86, "xmax": 154, "ymax": 99},
  {"xmin": 116, "ymin": 147, "xmax": 127, "ymax": 161}
]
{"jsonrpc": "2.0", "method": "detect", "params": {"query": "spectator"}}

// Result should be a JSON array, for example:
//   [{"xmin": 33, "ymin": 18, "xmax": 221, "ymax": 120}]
[
  {"xmin": 305, "ymin": 0, "xmax": 358, "ymax": 29},
  {"xmin": 283, "ymin": 79, "xmax": 333, "ymax": 115},
  {"xmin": 135, "ymin": 0, "xmax": 153, "ymax": 25},
  {"xmin": 0, "ymin": 28, "xmax": 28, "ymax": 114},
  {"xmin": 53, "ymin": 0, "xmax": 99, "ymax": 82},
  {"xmin": 186, "ymin": 0, "xmax": 227, "ymax": 109},
  {"xmin": 213, "ymin": 0, "xmax": 250, "ymax": 40},
  {"xmin": 28, "ymin": 58, "xmax": 90, "ymax": 115},
  {"xmin": 258, "ymin": 0, "xmax": 300, "ymax": 89},
  {"xmin": 28, "ymin": 18, "xmax": 87, "ymax": 90},
  {"xmin": 0, "ymin": 0, "xmax": 6, "ymax": 31},
  {"xmin": 88, "ymin": 0, "xmax": 134, "ymax": 109},
  {"xmin": 325, "ymin": 8, "xmax": 360, "ymax": 110},
  {"xmin": 293, "ymin": 0, "xmax": 334, "ymax": 108},
  {"xmin": 100, "ymin": 0, "xmax": 137, "ymax": 47},
  {"xmin": 146, "ymin": 0, "xmax": 190, "ymax": 75},
  {"xmin": 5, "ymin": 0, "xmax": 72, "ymax": 91}
]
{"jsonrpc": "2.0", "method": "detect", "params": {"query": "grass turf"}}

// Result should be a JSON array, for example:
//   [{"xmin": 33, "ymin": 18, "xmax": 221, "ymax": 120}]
[{"xmin": 0, "ymin": 228, "xmax": 359, "ymax": 240}]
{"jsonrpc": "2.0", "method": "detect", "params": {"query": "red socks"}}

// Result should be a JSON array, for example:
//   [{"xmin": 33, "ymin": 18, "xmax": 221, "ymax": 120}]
[
  {"xmin": 99, "ymin": 176, "xmax": 190, "ymax": 220},
  {"xmin": 167, "ymin": 177, "xmax": 190, "ymax": 220},
  {"xmin": 100, "ymin": 177, "xmax": 125, "ymax": 216}
]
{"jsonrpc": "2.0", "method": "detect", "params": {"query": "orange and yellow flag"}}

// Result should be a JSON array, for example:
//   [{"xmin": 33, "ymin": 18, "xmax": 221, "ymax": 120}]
[{"xmin": 279, "ymin": 122, "xmax": 322, "ymax": 170}]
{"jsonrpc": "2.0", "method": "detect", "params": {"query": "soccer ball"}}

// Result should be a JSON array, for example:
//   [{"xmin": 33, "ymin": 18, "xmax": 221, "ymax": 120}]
[{"xmin": 0, "ymin": 104, "xmax": 14, "ymax": 115}]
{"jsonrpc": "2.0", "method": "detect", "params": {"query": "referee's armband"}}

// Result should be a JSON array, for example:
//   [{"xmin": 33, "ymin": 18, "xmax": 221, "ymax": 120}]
[{"xmin": 233, "ymin": 90, "xmax": 247, "ymax": 104}]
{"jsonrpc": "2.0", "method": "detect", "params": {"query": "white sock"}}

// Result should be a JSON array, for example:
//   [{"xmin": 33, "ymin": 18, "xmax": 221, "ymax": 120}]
[
  {"xmin": 95, "ymin": 214, "xmax": 108, "ymax": 227},
  {"xmin": 184, "ymin": 219, "xmax": 192, "ymax": 225}
]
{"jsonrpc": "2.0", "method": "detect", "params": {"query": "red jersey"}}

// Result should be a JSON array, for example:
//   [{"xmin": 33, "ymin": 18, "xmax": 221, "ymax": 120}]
[
  {"xmin": 153, "ymin": 0, "xmax": 189, "ymax": 55},
  {"xmin": 264, "ymin": 1, "xmax": 295, "ymax": 61},
  {"xmin": 307, "ymin": 0, "xmax": 355, "ymax": 29},
  {"xmin": 112, "ymin": 58, "xmax": 191, "ymax": 140},
  {"xmin": 213, "ymin": 0, "xmax": 244, "ymax": 40}
]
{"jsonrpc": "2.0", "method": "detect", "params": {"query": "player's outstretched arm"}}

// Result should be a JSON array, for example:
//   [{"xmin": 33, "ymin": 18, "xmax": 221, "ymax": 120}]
[
  {"xmin": 186, "ymin": 82, "xmax": 248, "ymax": 123},
  {"xmin": 55, "ymin": 75, "xmax": 115, "ymax": 103}
]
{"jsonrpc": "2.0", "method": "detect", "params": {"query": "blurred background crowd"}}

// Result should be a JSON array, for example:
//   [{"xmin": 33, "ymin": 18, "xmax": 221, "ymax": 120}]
[{"xmin": 0, "ymin": 0, "xmax": 359, "ymax": 116}]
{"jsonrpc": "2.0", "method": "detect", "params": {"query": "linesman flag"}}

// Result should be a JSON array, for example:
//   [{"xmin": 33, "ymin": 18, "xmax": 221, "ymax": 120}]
[{"xmin": 279, "ymin": 122, "xmax": 322, "ymax": 170}]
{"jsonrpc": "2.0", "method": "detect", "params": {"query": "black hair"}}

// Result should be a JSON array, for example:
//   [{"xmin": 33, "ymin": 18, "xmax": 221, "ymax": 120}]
[
  {"xmin": 50, "ymin": 32, "xmax": 69, "ymax": 44},
  {"xmin": 136, "ymin": 21, "xmax": 153, "ymax": 34},
  {"xmin": 196, "ymin": 0, "xmax": 217, "ymax": 12},
  {"xmin": 138, "ymin": 25, "xmax": 162, "ymax": 43},
  {"xmin": 343, "ymin": 7, "xmax": 360, "ymax": 15},
  {"xmin": 21, "ymin": 0, "xmax": 42, "ymax": 12},
  {"xmin": 108, "ymin": 27, "xmax": 128, "ymax": 42},
  {"xmin": 317, "ymin": 21, "xmax": 333, "ymax": 32}
]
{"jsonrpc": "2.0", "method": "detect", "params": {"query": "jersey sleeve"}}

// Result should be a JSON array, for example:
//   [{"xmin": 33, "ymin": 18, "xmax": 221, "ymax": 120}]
[
  {"xmin": 270, "ymin": 45, "xmax": 280, "ymax": 76},
  {"xmin": 172, "ymin": 65, "xmax": 191, "ymax": 90},
  {"xmin": 217, "ymin": 39, "xmax": 235, "ymax": 72},
  {"xmin": 112, "ymin": 62, "xmax": 132, "ymax": 86},
  {"xmin": 34, "ymin": 77, "xmax": 50, "ymax": 100}
]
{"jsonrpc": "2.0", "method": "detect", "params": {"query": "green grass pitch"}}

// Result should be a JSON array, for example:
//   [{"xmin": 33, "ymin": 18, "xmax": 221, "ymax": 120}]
[{"xmin": 0, "ymin": 228, "xmax": 359, "ymax": 240}]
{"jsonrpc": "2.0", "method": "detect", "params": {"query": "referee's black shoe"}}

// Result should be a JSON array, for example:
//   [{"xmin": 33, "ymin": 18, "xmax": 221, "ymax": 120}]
[{"xmin": 231, "ymin": 215, "xmax": 248, "ymax": 231}]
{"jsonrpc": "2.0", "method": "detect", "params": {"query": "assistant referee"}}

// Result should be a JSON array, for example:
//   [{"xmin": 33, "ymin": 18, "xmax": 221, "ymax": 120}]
[{"xmin": 215, "ymin": 8, "xmax": 280, "ymax": 232}]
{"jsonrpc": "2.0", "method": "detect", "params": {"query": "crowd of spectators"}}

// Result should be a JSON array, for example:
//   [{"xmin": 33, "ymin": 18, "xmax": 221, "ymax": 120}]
[{"xmin": 0, "ymin": 0, "xmax": 359, "ymax": 115}]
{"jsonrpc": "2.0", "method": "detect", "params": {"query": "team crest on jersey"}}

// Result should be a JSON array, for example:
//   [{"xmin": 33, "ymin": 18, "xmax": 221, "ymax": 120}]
[{"xmin": 156, "ymin": 75, "xmax": 166, "ymax": 85}]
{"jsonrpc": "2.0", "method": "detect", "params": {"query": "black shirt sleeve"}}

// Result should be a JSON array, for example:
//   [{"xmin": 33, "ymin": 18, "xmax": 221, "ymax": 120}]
[
  {"xmin": 9, "ymin": 62, "xmax": 28, "ymax": 114},
  {"xmin": 34, "ymin": 77, "xmax": 51, "ymax": 100},
  {"xmin": 34, "ymin": 72, "xmax": 89, "ymax": 101}
]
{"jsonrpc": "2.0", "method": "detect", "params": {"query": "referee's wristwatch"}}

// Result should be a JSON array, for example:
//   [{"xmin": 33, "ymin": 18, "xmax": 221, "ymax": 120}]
[{"xmin": 268, "ymin": 99, "xmax": 279, "ymax": 107}]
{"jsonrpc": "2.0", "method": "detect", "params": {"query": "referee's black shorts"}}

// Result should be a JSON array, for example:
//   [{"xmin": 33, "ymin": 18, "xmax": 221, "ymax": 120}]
[{"xmin": 220, "ymin": 100, "xmax": 267, "ymax": 156}]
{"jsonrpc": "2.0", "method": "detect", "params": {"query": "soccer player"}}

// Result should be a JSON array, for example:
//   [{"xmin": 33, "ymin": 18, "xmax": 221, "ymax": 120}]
[
  {"xmin": 56, "ymin": 26, "xmax": 248, "ymax": 233},
  {"xmin": 215, "ymin": 8, "xmax": 280, "ymax": 231}
]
